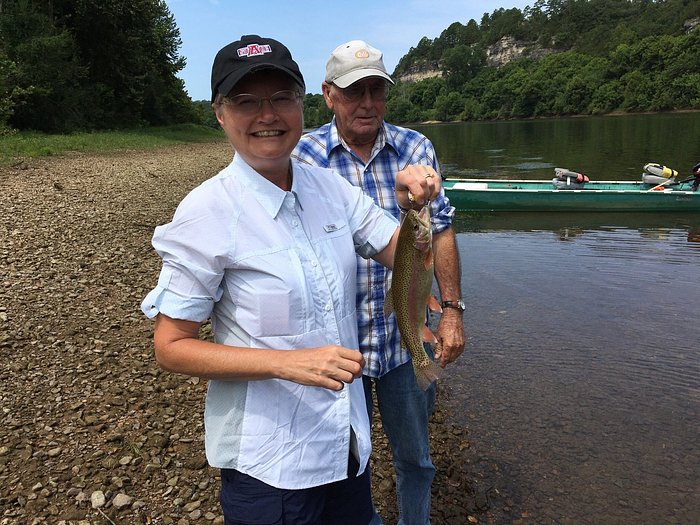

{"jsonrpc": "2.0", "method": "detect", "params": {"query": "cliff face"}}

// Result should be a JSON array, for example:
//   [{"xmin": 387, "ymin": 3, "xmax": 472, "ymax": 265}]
[
  {"xmin": 485, "ymin": 36, "xmax": 552, "ymax": 67},
  {"xmin": 393, "ymin": 14, "xmax": 698, "ymax": 84},
  {"xmin": 394, "ymin": 37, "xmax": 553, "ymax": 83},
  {"xmin": 684, "ymin": 17, "xmax": 700, "ymax": 32},
  {"xmin": 397, "ymin": 64, "xmax": 442, "ymax": 83}
]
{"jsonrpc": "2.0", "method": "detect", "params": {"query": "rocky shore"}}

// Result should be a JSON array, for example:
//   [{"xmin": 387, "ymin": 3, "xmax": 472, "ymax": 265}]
[{"xmin": 0, "ymin": 143, "xmax": 486, "ymax": 524}]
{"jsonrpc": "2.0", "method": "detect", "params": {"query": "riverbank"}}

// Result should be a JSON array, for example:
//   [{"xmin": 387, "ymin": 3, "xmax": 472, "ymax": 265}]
[{"xmin": 0, "ymin": 142, "xmax": 487, "ymax": 524}]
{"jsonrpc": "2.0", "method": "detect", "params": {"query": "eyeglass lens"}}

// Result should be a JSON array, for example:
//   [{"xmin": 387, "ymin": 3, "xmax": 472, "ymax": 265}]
[
  {"xmin": 226, "ymin": 90, "xmax": 300, "ymax": 114},
  {"xmin": 340, "ymin": 84, "xmax": 387, "ymax": 102}
]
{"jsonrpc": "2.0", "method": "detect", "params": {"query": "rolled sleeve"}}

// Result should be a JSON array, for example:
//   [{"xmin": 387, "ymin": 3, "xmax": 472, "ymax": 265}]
[
  {"xmin": 355, "ymin": 210, "xmax": 398, "ymax": 259},
  {"xmin": 140, "ymin": 269, "xmax": 214, "ymax": 322},
  {"xmin": 140, "ymin": 178, "xmax": 232, "ymax": 323},
  {"xmin": 430, "ymin": 192, "xmax": 456, "ymax": 234}
]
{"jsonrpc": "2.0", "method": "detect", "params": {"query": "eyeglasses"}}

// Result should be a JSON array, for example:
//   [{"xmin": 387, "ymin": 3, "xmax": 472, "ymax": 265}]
[
  {"xmin": 223, "ymin": 90, "xmax": 302, "ymax": 115},
  {"xmin": 334, "ymin": 83, "xmax": 388, "ymax": 102}
]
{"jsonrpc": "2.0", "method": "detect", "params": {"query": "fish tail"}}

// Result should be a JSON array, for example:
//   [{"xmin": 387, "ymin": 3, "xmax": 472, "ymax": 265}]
[{"xmin": 414, "ymin": 359, "xmax": 442, "ymax": 390}]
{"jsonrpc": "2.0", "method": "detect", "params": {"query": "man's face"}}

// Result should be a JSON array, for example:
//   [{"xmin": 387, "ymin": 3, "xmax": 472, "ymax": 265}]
[{"xmin": 322, "ymin": 77, "xmax": 388, "ymax": 146}]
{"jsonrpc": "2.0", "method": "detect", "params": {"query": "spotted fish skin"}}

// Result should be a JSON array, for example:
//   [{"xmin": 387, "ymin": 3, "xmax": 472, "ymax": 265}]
[{"xmin": 384, "ymin": 205, "xmax": 441, "ymax": 390}]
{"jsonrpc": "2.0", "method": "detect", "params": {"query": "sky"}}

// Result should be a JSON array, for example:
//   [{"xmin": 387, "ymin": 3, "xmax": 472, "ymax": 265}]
[{"xmin": 164, "ymin": 0, "xmax": 532, "ymax": 101}]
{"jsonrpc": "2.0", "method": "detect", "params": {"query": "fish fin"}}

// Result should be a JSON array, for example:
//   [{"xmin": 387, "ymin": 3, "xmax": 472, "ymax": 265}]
[
  {"xmin": 422, "ymin": 325, "xmax": 438, "ymax": 344},
  {"xmin": 414, "ymin": 359, "xmax": 442, "ymax": 390},
  {"xmin": 427, "ymin": 294, "xmax": 442, "ymax": 313},
  {"xmin": 423, "ymin": 248, "xmax": 433, "ymax": 270},
  {"xmin": 383, "ymin": 290, "xmax": 394, "ymax": 316}
]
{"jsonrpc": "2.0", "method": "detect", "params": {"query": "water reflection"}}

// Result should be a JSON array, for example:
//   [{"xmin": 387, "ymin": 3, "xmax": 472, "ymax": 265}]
[
  {"xmin": 453, "ymin": 211, "xmax": 700, "ymax": 235},
  {"xmin": 688, "ymin": 228, "xmax": 700, "ymax": 243},
  {"xmin": 445, "ymin": 213, "xmax": 700, "ymax": 524},
  {"xmin": 416, "ymin": 112, "xmax": 700, "ymax": 181},
  {"xmin": 418, "ymin": 114, "xmax": 700, "ymax": 523}
]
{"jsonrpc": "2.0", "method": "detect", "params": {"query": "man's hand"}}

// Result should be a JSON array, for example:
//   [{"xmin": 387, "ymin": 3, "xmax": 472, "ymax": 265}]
[
  {"xmin": 395, "ymin": 165, "xmax": 441, "ymax": 209},
  {"xmin": 434, "ymin": 310, "xmax": 465, "ymax": 368}
]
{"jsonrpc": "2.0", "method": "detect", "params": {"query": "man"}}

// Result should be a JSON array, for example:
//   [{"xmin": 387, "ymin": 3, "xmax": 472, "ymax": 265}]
[{"xmin": 293, "ymin": 40, "xmax": 466, "ymax": 524}]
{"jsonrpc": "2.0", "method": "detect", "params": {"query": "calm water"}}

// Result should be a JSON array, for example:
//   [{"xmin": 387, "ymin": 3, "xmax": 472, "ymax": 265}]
[
  {"xmin": 416, "ymin": 112, "xmax": 700, "ymax": 181},
  {"xmin": 415, "ymin": 114, "xmax": 700, "ymax": 524}
]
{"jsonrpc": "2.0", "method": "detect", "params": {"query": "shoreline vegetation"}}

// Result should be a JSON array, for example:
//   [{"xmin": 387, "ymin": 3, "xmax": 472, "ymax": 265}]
[
  {"xmin": 3, "ymin": 1, "xmax": 697, "ymax": 134},
  {"xmin": 0, "ymin": 140, "xmax": 502, "ymax": 524},
  {"xmin": 4, "ymin": 107, "xmax": 699, "ymax": 166},
  {"xmin": 0, "ymin": 125, "xmax": 226, "ymax": 167},
  {"xmin": 417, "ymin": 107, "xmax": 700, "ymax": 125}
]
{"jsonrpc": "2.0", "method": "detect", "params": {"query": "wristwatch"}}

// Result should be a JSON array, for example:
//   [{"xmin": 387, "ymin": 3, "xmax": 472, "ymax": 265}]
[{"xmin": 441, "ymin": 299, "xmax": 466, "ymax": 312}]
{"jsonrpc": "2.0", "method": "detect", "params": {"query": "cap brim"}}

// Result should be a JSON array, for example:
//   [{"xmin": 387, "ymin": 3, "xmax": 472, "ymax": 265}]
[
  {"xmin": 331, "ymin": 68, "xmax": 394, "ymax": 89},
  {"xmin": 215, "ymin": 64, "xmax": 305, "ymax": 101}
]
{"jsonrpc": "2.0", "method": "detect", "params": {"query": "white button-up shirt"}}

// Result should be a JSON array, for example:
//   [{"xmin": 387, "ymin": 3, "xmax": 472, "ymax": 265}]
[{"xmin": 141, "ymin": 154, "xmax": 397, "ymax": 489}]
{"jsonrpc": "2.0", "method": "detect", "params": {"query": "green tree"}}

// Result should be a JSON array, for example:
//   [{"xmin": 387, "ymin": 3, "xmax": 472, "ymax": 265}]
[
  {"xmin": 408, "ymin": 76, "xmax": 445, "ymax": 109},
  {"xmin": 441, "ymin": 44, "xmax": 486, "ymax": 90},
  {"xmin": 379, "ymin": 0, "xmax": 700, "ymax": 122},
  {"xmin": 0, "ymin": 52, "xmax": 31, "ymax": 130},
  {"xmin": 66, "ymin": 0, "xmax": 194, "ymax": 127},
  {"xmin": 434, "ymin": 91, "xmax": 464, "ymax": 121},
  {"xmin": 302, "ymin": 93, "xmax": 333, "ymax": 129},
  {"xmin": 0, "ymin": 1, "xmax": 89, "ymax": 131},
  {"xmin": 0, "ymin": 0, "xmax": 194, "ymax": 131}
]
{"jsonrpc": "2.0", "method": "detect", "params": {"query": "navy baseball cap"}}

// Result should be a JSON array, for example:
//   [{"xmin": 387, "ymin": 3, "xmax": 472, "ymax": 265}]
[{"xmin": 211, "ymin": 35, "xmax": 305, "ymax": 103}]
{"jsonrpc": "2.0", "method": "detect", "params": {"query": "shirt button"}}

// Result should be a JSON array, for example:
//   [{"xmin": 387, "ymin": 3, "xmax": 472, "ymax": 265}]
[
  {"xmin": 292, "ymin": 220, "xmax": 299, "ymax": 227},
  {"xmin": 325, "ymin": 304, "xmax": 332, "ymax": 311},
  {"xmin": 311, "ymin": 260, "xmax": 318, "ymax": 267},
  {"xmin": 339, "ymin": 391, "xmax": 347, "ymax": 399}
]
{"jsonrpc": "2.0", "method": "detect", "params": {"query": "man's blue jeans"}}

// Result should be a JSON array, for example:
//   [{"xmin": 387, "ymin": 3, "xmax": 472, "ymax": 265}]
[{"xmin": 363, "ymin": 346, "xmax": 437, "ymax": 525}]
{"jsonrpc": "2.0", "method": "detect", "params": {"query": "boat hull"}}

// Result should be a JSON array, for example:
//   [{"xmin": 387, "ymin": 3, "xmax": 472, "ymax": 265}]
[{"xmin": 444, "ymin": 179, "xmax": 700, "ymax": 212}]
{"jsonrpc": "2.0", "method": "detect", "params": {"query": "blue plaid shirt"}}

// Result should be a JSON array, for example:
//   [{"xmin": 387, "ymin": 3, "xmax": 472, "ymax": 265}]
[{"xmin": 292, "ymin": 118, "xmax": 455, "ymax": 377}]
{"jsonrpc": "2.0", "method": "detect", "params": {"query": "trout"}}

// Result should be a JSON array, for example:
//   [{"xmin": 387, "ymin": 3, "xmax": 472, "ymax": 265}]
[{"xmin": 384, "ymin": 205, "xmax": 442, "ymax": 390}]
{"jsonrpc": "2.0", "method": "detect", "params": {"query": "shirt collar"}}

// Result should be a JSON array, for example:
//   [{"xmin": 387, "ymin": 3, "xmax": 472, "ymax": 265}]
[
  {"xmin": 232, "ymin": 154, "xmax": 303, "ymax": 218},
  {"xmin": 327, "ymin": 117, "xmax": 396, "ymax": 160}
]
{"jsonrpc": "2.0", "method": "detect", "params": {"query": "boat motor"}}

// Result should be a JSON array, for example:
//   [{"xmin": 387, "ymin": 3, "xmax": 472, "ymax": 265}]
[{"xmin": 692, "ymin": 162, "xmax": 700, "ymax": 191}]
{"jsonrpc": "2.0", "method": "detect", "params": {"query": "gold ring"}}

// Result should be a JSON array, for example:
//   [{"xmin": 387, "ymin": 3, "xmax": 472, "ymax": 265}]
[{"xmin": 424, "ymin": 173, "xmax": 434, "ymax": 179}]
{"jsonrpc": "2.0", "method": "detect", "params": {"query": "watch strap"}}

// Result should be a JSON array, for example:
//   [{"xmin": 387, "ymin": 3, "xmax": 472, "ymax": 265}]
[{"xmin": 441, "ymin": 299, "xmax": 465, "ymax": 312}]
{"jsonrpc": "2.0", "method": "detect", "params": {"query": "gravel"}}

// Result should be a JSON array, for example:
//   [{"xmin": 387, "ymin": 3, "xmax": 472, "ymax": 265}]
[{"xmin": 0, "ymin": 143, "xmax": 487, "ymax": 524}]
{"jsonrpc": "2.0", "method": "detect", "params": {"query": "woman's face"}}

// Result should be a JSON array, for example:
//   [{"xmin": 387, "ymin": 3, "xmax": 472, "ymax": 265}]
[{"xmin": 216, "ymin": 70, "xmax": 303, "ymax": 179}]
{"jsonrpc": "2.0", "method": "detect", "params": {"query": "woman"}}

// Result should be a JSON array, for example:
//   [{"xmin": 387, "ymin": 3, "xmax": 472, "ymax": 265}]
[{"xmin": 140, "ymin": 35, "xmax": 440, "ymax": 524}]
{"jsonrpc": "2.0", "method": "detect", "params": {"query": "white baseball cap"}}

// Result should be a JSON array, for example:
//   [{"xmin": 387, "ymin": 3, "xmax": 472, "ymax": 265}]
[{"xmin": 325, "ymin": 40, "xmax": 394, "ymax": 88}]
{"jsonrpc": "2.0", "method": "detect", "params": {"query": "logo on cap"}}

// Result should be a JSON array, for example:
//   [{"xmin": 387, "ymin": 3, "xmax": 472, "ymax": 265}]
[
  {"xmin": 355, "ymin": 49, "xmax": 370, "ymax": 59},
  {"xmin": 237, "ymin": 44, "xmax": 272, "ymax": 58}
]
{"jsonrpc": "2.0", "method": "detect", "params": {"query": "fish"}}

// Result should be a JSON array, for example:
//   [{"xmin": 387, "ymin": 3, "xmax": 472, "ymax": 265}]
[{"xmin": 384, "ymin": 205, "xmax": 442, "ymax": 390}]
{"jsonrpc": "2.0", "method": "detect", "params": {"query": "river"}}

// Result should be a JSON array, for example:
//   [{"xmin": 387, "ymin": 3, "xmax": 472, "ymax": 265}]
[{"xmin": 414, "ymin": 113, "xmax": 700, "ymax": 524}]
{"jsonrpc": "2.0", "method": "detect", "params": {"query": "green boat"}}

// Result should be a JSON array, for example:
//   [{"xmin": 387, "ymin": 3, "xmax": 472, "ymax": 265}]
[{"xmin": 444, "ymin": 166, "xmax": 700, "ymax": 213}]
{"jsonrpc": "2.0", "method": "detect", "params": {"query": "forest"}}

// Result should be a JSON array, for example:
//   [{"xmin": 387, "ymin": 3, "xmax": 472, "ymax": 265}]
[
  {"xmin": 382, "ymin": 0, "xmax": 700, "ymax": 124},
  {"xmin": 0, "ymin": 0, "xmax": 198, "ymax": 133},
  {"xmin": 1, "ymin": 0, "xmax": 699, "ymax": 133}
]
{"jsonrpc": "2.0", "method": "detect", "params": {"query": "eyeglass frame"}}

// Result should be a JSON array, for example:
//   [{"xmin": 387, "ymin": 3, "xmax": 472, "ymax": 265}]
[
  {"xmin": 330, "ymin": 81, "xmax": 389, "ymax": 103},
  {"xmin": 220, "ymin": 90, "xmax": 304, "ymax": 115}
]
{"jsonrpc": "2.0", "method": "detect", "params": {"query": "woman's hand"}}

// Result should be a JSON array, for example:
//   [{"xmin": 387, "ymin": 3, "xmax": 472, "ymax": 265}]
[
  {"xmin": 153, "ymin": 314, "xmax": 363, "ymax": 391},
  {"xmin": 280, "ymin": 345, "xmax": 365, "ymax": 391}
]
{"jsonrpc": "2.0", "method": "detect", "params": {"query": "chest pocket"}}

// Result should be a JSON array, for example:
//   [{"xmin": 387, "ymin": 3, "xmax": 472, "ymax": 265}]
[{"xmin": 226, "ymin": 246, "xmax": 310, "ymax": 338}]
